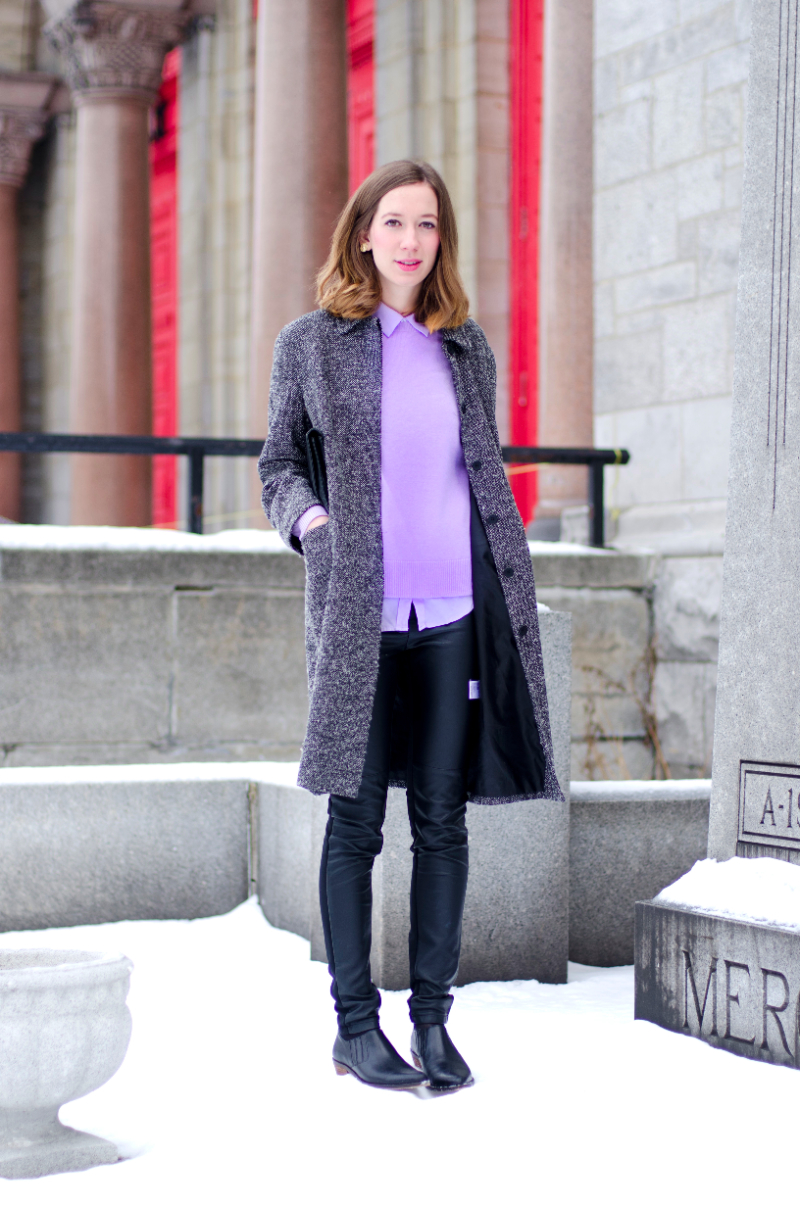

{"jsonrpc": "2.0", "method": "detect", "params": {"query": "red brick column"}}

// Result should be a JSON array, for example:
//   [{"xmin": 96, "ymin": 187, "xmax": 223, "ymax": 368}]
[
  {"xmin": 250, "ymin": 0, "xmax": 348, "ymax": 443},
  {"xmin": 46, "ymin": 1, "xmax": 195, "ymax": 526}
]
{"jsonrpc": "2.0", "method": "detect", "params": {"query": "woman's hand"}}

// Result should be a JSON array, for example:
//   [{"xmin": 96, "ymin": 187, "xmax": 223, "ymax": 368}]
[{"xmin": 305, "ymin": 514, "xmax": 329, "ymax": 534}]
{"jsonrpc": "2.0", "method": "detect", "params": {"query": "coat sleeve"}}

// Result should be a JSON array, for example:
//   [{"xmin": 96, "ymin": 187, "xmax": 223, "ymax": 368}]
[{"xmin": 258, "ymin": 326, "xmax": 321, "ymax": 554}]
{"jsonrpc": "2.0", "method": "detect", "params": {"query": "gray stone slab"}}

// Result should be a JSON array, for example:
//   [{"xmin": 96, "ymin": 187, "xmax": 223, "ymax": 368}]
[
  {"xmin": 257, "ymin": 782, "xmax": 317, "ymax": 941},
  {"xmin": 570, "ymin": 781, "xmax": 710, "ymax": 966},
  {"xmin": 0, "ymin": 778, "xmax": 249, "ymax": 929},
  {"xmin": 0, "ymin": 545, "xmax": 306, "ymax": 590},
  {"xmin": 0, "ymin": 589, "xmax": 173, "ymax": 744},
  {"xmin": 173, "ymin": 589, "xmax": 307, "ymax": 744},
  {"xmin": 530, "ymin": 549, "xmax": 654, "ymax": 590},
  {"xmin": 635, "ymin": 900, "xmax": 800, "ymax": 1069},
  {"xmin": 0, "ymin": 541, "xmax": 308, "ymax": 766},
  {"xmin": 0, "ymin": 1126, "xmax": 118, "ymax": 1180},
  {"xmin": 309, "ymin": 791, "xmax": 329, "ymax": 963},
  {"xmin": 707, "ymin": 0, "xmax": 800, "ymax": 865}
]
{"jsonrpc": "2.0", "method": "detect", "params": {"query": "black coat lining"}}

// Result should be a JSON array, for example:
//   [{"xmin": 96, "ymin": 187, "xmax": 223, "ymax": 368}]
[{"xmin": 388, "ymin": 493, "xmax": 546, "ymax": 804}]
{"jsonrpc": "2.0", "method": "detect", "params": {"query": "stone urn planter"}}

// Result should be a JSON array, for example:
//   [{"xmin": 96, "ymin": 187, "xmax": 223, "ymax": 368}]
[{"xmin": 0, "ymin": 949, "xmax": 133, "ymax": 1179}]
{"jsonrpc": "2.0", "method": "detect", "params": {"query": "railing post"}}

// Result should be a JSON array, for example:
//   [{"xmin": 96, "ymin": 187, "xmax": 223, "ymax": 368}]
[
  {"xmin": 590, "ymin": 460, "xmax": 604, "ymax": 547},
  {"xmin": 188, "ymin": 450, "xmax": 204, "ymax": 535}
]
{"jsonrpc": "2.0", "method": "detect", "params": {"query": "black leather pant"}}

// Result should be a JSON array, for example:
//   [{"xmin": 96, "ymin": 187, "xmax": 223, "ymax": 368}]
[{"xmin": 319, "ymin": 610, "xmax": 473, "ymax": 1036}]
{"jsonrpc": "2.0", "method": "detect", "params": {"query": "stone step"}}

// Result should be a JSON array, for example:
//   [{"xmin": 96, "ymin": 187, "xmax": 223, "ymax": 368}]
[{"xmin": 0, "ymin": 765, "xmax": 710, "ymax": 977}]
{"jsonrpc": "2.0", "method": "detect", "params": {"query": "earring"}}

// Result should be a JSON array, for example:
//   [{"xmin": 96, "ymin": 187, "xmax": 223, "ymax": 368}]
[{"xmin": 360, "ymin": 243, "xmax": 370, "ymax": 253}]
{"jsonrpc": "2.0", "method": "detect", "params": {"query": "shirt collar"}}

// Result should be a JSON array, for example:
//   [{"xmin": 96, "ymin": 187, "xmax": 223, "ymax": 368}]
[{"xmin": 375, "ymin": 302, "xmax": 431, "ymax": 338}]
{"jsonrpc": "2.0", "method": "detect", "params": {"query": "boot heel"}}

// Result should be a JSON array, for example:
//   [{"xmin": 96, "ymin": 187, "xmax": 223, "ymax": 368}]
[{"xmin": 333, "ymin": 1060, "xmax": 350, "ymax": 1076}]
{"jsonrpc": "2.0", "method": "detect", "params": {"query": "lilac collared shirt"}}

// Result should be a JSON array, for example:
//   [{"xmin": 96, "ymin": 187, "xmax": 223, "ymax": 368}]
[{"xmin": 293, "ymin": 303, "xmax": 473, "ymax": 632}]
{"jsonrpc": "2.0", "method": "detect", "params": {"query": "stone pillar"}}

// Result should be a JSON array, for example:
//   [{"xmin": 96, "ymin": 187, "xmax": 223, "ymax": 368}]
[
  {"xmin": 0, "ymin": 77, "xmax": 58, "ymax": 521},
  {"xmin": 536, "ymin": 0, "xmax": 594, "ymax": 531},
  {"xmin": 45, "ymin": 1, "xmax": 194, "ymax": 526},
  {"xmin": 250, "ymin": 0, "xmax": 348, "ymax": 440}
]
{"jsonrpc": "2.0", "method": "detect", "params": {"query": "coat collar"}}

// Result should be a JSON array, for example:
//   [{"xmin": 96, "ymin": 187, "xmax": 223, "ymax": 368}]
[{"xmin": 328, "ymin": 309, "xmax": 472, "ymax": 349}]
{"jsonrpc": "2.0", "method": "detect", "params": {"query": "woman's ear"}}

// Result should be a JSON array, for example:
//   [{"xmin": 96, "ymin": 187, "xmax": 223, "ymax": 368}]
[{"xmin": 358, "ymin": 230, "xmax": 371, "ymax": 252}]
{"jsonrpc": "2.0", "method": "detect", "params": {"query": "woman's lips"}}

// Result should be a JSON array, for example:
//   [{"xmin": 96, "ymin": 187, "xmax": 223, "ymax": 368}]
[{"xmin": 396, "ymin": 259, "xmax": 423, "ymax": 272}]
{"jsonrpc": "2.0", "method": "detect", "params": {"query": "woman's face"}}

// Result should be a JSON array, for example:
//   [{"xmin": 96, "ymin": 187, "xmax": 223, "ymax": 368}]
[{"xmin": 363, "ymin": 182, "xmax": 440, "ymax": 310}]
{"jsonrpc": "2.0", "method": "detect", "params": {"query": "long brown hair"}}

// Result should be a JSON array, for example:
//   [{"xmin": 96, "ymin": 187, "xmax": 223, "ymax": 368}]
[{"xmin": 316, "ymin": 160, "xmax": 470, "ymax": 331}]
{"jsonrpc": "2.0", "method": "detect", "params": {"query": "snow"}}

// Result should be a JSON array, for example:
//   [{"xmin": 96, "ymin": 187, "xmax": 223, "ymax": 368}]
[
  {"xmin": 0, "ymin": 524, "xmax": 289, "ymax": 555},
  {"xmin": 571, "ymin": 778, "xmax": 711, "ymax": 803},
  {"xmin": 657, "ymin": 856, "xmax": 800, "ymax": 931},
  {"xmin": 0, "ymin": 523, "xmax": 613, "ymax": 560},
  {"xmin": 527, "ymin": 538, "xmax": 613, "ymax": 556},
  {"xmin": 0, "ymin": 761, "xmax": 301, "ymax": 788},
  {"xmin": 2, "ymin": 899, "xmax": 798, "ymax": 1206}
]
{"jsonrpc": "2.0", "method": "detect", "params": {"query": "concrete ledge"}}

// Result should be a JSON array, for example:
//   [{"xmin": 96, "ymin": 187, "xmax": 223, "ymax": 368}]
[
  {"xmin": 570, "ymin": 780, "xmax": 710, "ymax": 966},
  {"xmin": 529, "ymin": 544, "xmax": 655, "ymax": 590},
  {"xmin": 635, "ymin": 900, "xmax": 800, "ymax": 1069},
  {"xmin": 0, "ymin": 765, "xmax": 255, "ymax": 929}
]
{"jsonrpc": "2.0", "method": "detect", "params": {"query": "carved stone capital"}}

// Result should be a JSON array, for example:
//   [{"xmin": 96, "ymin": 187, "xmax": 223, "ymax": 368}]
[
  {"xmin": 45, "ymin": 2, "xmax": 195, "ymax": 104},
  {"xmin": 0, "ymin": 73, "xmax": 66, "ymax": 188}
]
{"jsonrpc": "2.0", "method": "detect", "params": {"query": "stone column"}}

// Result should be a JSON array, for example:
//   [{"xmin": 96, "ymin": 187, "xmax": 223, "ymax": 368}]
[
  {"xmin": 45, "ymin": 1, "xmax": 194, "ymax": 526},
  {"xmin": 536, "ymin": 0, "xmax": 594, "ymax": 532},
  {"xmin": 0, "ymin": 77, "xmax": 59, "ymax": 521},
  {"xmin": 250, "ymin": 0, "xmax": 348, "ymax": 440}
]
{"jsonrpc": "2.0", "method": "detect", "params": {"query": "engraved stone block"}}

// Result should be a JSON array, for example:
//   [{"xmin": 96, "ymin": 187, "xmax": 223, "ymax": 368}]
[{"xmin": 636, "ymin": 900, "xmax": 800, "ymax": 1070}]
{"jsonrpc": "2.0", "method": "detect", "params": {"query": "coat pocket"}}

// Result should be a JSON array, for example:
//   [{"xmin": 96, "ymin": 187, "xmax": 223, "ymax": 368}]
[{"xmin": 302, "ymin": 521, "xmax": 333, "ymax": 682}]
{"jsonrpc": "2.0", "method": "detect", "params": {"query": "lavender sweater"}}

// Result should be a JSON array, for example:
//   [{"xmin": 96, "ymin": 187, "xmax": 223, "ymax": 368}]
[{"xmin": 294, "ymin": 302, "xmax": 473, "ymax": 631}]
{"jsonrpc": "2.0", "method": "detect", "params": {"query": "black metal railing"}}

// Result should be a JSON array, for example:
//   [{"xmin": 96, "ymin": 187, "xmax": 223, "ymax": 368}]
[
  {"xmin": 0, "ymin": 433, "xmax": 629, "ymax": 546},
  {"xmin": 501, "ymin": 446, "xmax": 630, "ymax": 546}
]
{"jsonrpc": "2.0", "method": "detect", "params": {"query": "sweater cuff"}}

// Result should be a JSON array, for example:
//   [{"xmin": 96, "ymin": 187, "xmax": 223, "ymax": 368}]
[{"xmin": 292, "ymin": 505, "xmax": 329, "ymax": 540}]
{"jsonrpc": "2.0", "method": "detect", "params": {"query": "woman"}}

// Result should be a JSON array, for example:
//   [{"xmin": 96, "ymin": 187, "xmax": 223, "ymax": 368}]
[{"xmin": 259, "ymin": 160, "xmax": 562, "ymax": 1093}]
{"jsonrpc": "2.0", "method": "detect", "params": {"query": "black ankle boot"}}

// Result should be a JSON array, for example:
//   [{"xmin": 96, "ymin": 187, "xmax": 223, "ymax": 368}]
[
  {"xmin": 411, "ymin": 1024, "xmax": 474, "ymax": 1090},
  {"xmin": 333, "ymin": 1028, "xmax": 427, "ymax": 1090}
]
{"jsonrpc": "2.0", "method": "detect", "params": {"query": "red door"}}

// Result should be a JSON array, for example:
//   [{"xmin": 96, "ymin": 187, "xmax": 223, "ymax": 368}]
[
  {"xmin": 347, "ymin": 0, "xmax": 375, "ymax": 194},
  {"xmin": 509, "ymin": 0, "xmax": 544, "ymax": 527},
  {"xmin": 150, "ymin": 49, "xmax": 180, "ymax": 529}
]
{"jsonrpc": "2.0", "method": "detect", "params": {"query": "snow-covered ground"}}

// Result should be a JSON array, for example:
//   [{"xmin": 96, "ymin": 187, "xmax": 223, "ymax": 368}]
[{"xmin": 2, "ymin": 897, "xmax": 796, "ymax": 1206}]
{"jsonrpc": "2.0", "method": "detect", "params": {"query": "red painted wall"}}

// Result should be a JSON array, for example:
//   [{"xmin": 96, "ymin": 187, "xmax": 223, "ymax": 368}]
[
  {"xmin": 347, "ymin": 0, "xmax": 375, "ymax": 193},
  {"xmin": 149, "ymin": 48, "xmax": 181, "ymax": 528},
  {"xmin": 509, "ymin": 0, "xmax": 544, "ymax": 527}
]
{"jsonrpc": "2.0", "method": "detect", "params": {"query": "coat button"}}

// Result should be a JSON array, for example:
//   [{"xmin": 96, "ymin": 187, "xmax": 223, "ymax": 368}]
[
  {"xmin": 471, "ymin": 459, "xmax": 483, "ymax": 471},
  {"xmin": 503, "ymin": 566, "xmax": 514, "ymax": 578},
  {"xmin": 518, "ymin": 624, "xmax": 528, "ymax": 637},
  {"xmin": 460, "ymin": 403, "xmax": 467, "ymax": 414},
  {"xmin": 486, "ymin": 513, "xmax": 499, "ymax": 525}
]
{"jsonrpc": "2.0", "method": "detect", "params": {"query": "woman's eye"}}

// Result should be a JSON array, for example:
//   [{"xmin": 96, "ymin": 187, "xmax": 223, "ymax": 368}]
[
  {"xmin": 420, "ymin": 222, "xmax": 436, "ymax": 229},
  {"xmin": 385, "ymin": 219, "xmax": 400, "ymax": 227}
]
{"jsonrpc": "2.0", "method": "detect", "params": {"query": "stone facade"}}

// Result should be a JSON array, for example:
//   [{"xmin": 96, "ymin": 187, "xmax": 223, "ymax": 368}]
[
  {"xmin": 4, "ymin": 0, "xmax": 764, "ymax": 778},
  {"xmin": 594, "ymin": 0, "xmax": 751, "ymax": 544},
  {"xmin": 592, "ymin": 0, "xmax": 752, "ymax": 777}
]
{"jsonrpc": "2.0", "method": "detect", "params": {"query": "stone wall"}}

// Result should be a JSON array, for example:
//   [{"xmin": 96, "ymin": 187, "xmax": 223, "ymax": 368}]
[
  {"xmin": 591, "ymin": 0, "xmax": 752, "ymax": 777},
  {"xmin": 594, "ymin": 0, "xmax": 751, "ymax": 547},
  {"xmin": 0, "ymin": 526, "xmax": 713, "ymax": 779}
]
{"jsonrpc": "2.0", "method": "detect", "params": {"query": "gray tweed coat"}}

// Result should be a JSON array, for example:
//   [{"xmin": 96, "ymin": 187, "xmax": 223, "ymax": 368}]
[{"xmin": 258, "ymin": 308, "xmax": 563, "ymax": 805}]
